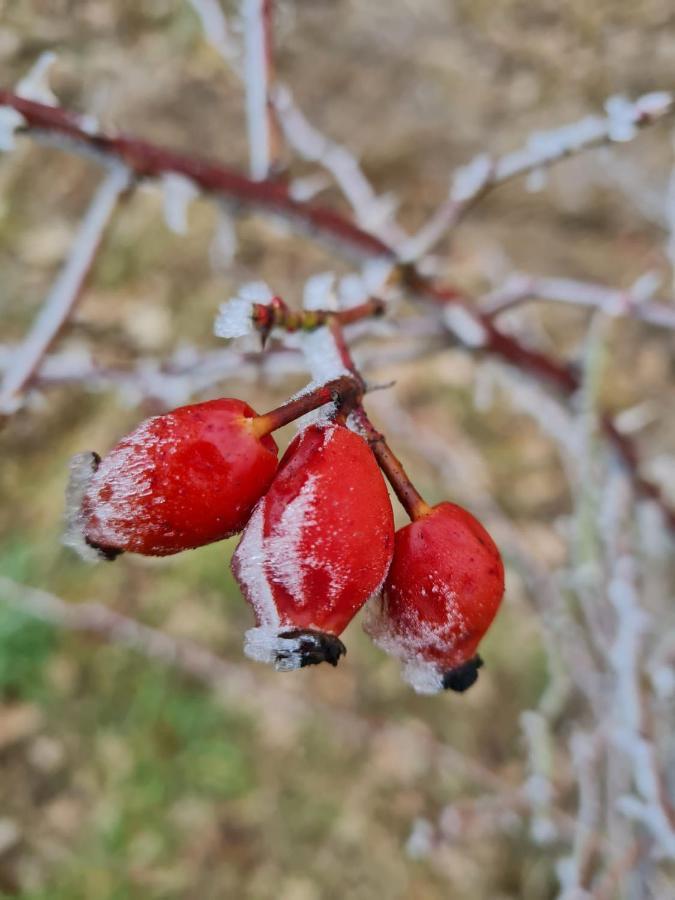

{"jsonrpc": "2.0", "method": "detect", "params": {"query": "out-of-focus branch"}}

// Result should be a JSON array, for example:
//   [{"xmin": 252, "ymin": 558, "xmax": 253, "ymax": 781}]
[
  {"xmin": 186, "ymin": 0, "xmax": 239, "ymax": 62},
  {"xmin": 271, "ymin": 85, "xmax": 408, "ymax": 247},
  {"xmin": 0, "ymin": 163, "xmax": 130, "ymax": 418},
  {"xmin": 481, "ymin": 273, "xmax": 675, "ymax": 329},
  {"xmin": 403, "ymin": 91, "xmax": 674, "ymax": 260},
  {"xmin": 243, "ymin": 0, "xmax": 282, "ymax": 178}
]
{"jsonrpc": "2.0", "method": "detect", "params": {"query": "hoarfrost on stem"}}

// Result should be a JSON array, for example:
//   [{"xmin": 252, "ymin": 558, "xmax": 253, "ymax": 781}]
[
  {"xmin": 214, "ymin": 281, "xmax": 273, "ymax": 339},
  {"xmin": 161, "ymin": 173, "xmax": 199, "ymax": 235},
  {"xmin": 16, "ymin": 52, "xmax": 59, "ymax": 106}
]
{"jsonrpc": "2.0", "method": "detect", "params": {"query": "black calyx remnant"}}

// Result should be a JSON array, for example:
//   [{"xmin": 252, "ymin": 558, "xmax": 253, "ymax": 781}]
[
  {"xmin": 442, "ymin": 654, "xmax": 484, "ymax": 693},
  {"xmin": 277, "ymin": 629, "xmax": 347, "ymax": 668},
  {"xmin": 84, "ymin": 535, "xmax": 123, "ymax": 561}
]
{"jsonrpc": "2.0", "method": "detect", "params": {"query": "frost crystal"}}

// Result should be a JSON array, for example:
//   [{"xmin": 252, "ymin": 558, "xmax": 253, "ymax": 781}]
[
  {"xmin": 406, "ymin": 819, "xmax": 434, "ymax": 860},
  {"xmin": 635, "ymin": 91, "xmax": 672, "ymax": 116},
  {"xmin": 209, "ymin": 209, "xmax": 238, "ymax": 271},
  {"xmin": 443, "ymin": 306, "xmax": 488, "ymax": 347},
  {"xmin": 237, "ymin": 484, "xmax": 330, "ymax": 673},
  {"xmin": 0, "ymin": 107, "xmax": 27, "ymax": 152},
  {"xmin": 16, "ymin": 52, "xmax": 58, "ymax": 106},
  {"xmin": 214, "ymin": 298, "xmax": 255, "ymax": 340},
  {"xmin": 161, "ymin": 173, "xmax": 199, "ymax": 235},
  {"xmin": 62, "ymin": 452, "xmax": 103, "ymax": 563},
  {"xmin": 361, "ymin": 257, "xmax": 396, "ymax": 296},
  {"xmin": 264, "ymin": 474, "xmax": 319, "ymax": 602},
  {"xmin": 363, "ymin": 598, "xmax": 447, "ymax": 695},
  {"xmin": 605, "ymin": 95, "xmax": 638, "ymax": 142},
  {"xmin": 214, "ymin": 282, "xmax": 272, "ymax": 339},
  {"xmin": 450, "ymin": 153, "xmax": 492, "ymax": 203},
  {"xmin": 235, "ymin": 503, "xmax": 279, "ymax": 632},
  {"xmin": 302, "ymin": 272, "xmax": 336, "ymax": 311},
  {"xmin": 298, "ymin": 327, "xmax": 349, "ymax": 385},
  {"xmin": 338, "ymin": 273, "xmax": 369, "ymax": 308}
]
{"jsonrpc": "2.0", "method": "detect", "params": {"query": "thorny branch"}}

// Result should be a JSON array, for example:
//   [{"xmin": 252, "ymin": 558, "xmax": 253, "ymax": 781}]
[{"xmin": 1, "ymin": 90, "xmax": 673, "ymax": 525}]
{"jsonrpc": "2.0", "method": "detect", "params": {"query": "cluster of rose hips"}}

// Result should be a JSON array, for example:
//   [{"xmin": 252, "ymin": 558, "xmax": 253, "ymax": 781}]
[{"xmin": 65, "ymin": 376, "xmax": 504, "ymax": 694}]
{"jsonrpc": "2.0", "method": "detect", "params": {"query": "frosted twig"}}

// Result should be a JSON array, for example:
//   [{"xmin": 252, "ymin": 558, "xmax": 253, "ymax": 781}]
[
  {"xmin": 186, "ymin": 0, "xmax": 239, "ymax": 63},
  {"xmin": 665, "ymin": 163, "xmax": 675, "ymax": 290},
  {"xmin": 0, "ymin": 575, "xmax": 243, "ymax": 687},
  {"xmin": 243, "ymin": 0, "xmax": 281, "ymax": 179},
  {"xmin": 558, "ymin": 731, "xmax": 603, "ymax": 897},
  {"xmin": 404, "ymin": 91, "xmax": 674, "ymax": 259},
  {"xmin": 481, "ymin": 273, "xmax": 675, "ymax": 329},
  {"xmin": 271, "ymin": 85, "xmax": 408, "ymax": 247},
  {"xmin": 521, "ymin": 711, "xmax": 558, "ymax": 845},
  {"xmin": 0, "ymin": 164, "xmax": 130, "ymax": 417},
  {"xmin": 0, "ymin": 575, "xmax": 566, "ymax": 819}
]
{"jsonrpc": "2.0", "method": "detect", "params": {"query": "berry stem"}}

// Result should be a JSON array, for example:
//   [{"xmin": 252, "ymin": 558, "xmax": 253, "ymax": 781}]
[
  {"xmin": 351, "ymin": 407, "xmax": 432, "ymax": 521},
  {"xmin": 328, "ymin": 320, "xmax": 432, "ymax": 522},
  {"xmin": 251, "ymin": 374, "xmax": 362, "ymax": 436},
  {"xmin": 252, "ymin": 296, "xmax": 386, "ymax": 336}
]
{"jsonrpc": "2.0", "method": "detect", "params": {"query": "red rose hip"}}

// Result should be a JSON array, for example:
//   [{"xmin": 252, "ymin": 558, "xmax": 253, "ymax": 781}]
[
  {"xmin": 232, "ymin": 421, "xmax": 395, "ymax": 670},
  {"xmin": 365, "ymin": 502, "xmax": 504, "ymax": 694},
  {"xmin": 64, "ymin": 398, "xmax": 279, "ymax": 558}
]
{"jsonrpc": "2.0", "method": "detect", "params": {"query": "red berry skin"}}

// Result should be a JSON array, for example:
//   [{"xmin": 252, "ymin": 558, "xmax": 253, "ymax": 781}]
[
  {"xmin": 80, "ymin": 399, "xmax": 278, "ymax": 557},
  {"xmin": 365, "ymin": 502, "xmax": 504, "ymax": 693},
  {"xmin": 232, "ymin": 422, "xmax": 395, "ymax": 669}
]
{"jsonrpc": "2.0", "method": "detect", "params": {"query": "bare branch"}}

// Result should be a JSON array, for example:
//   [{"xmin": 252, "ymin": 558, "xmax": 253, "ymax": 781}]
[
  {"xmin": 243, "ymin": 0, "xmax": 282, "ymax": 179},
  {"xmin": 404, "ymin": 91, "xmax": 674, "ymax": 260},
  {"xmin": 186, "ymin": 0, "xmax": 239, "ymax": 63},
  {"xmin": 0, "ymin": 163, "xmax": 130, "ymax": 417},
  {"xmin": 481, "ymin": 273, "xmax": 675, "ymax": 329},
  {"xmin": 271, "ymin": 85, "xmax": 408, "ymax": 247}
]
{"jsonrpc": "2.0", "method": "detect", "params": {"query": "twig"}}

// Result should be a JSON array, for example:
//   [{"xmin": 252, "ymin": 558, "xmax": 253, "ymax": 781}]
[
  {"xmin": 481, "ymin": 274, "xmax": 675, "ymax": 329},
  {"xmin": 186, "ymin": 0, "xmax": 239, "ymax": 62},
  {"xmin": 403, "ymin": 91, "xmax": 674, "ymax": 259},
  {"xmin": 271, "ymin": 85, "xmax": 408, "ymax": 247},
  {"xmin": 0, "ymin": 163, "xmax": 130, "ymax": 417},
  {"xmin": 243, "ymin": 0, "xmax": 282, "ymax": 179}
]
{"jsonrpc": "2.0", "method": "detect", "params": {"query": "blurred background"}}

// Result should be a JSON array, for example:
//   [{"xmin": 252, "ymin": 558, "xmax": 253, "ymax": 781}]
[{"xmin": 0, "ymin": 1, "xmax": 674, "ymax": 898}]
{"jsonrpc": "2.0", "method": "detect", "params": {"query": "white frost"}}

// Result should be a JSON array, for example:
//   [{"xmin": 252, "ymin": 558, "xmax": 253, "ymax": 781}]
[
  {"xmin": 264, "ymin": 473, "xmax": 319, "ymax": 603},
  {"xmin": 161, "ymin": 173, "xmax": 199, "ymax": 235},
  {"xmin": 16, "ymin": 52, "xmax": 58, "ymax": 106},
  {"xmin": 0, "ymin": 107, "xmax": 27, "ymax": 152},
  {"xmin": 208, "ymin": 208, "xmax": 238, "ymax": 271},
  {"xmin": 214, "ymin": 297, "xmax": 254, "ymax": 339},
  {"xmin": 450, "ymin": 153, "xmax": 492, "ymax": 203},
  {"xmin": 298, "ymin": 326, "xmax": 349, "ymax": 385},
  {"xmin": 302, "ymin": 272, "xmax": 337, "ymax": 311},
  {"xmin": 62, "ymin": 451, "xmax": 104, "ymax": 563},
  {"xmin": 242, "ymin": 0, "xmax": 271, "ymax": 180},
  {"xmin": 443, "ymin": 306, "xmax": 488, "ymax": 347},
  {"xmin": 363, "ymin": 594, "xmax": 462, "ymax": 696},
  {"xmin": 605, "ymin": 95, "xmax": 639, "ymax": 143},
  {"xmin": 214, "ymin": 281, "xmax": 272, "ymax": 339}
]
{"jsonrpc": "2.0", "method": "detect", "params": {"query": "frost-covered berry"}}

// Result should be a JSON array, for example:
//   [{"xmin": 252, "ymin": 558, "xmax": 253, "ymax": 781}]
[
  {"xmin": 64, "ymin": 398, "xmax": 278, "ymax": 559},
  {"xmin": 365, "ymin": 502, "xmax": 504, "ymax": 695},
  {"xmin": 232, "ymin": 421, "xmax": 395, "ymax": 671}
]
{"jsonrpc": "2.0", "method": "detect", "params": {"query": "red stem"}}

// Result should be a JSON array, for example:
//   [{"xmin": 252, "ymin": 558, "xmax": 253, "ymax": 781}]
[
  {"xmin": 252, "ymin": 374, "xmax": 361, "ymax": 436},
  {"xmin": 328, "ymin": 320, "xmax": 432, "ymax": 521}
]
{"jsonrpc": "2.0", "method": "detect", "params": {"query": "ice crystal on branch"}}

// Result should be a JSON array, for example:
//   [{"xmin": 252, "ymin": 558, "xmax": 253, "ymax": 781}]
[
  {"xmin": 16, "ymin": 52, "xmax": 58, "ymax": 106},
  {"xmin": 161, "ymin": 173, "xmax": 199, "ymax": 235},
  {"xmin": 214, "ymin": 281, "xmax": 273, "ymax": 339}
]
